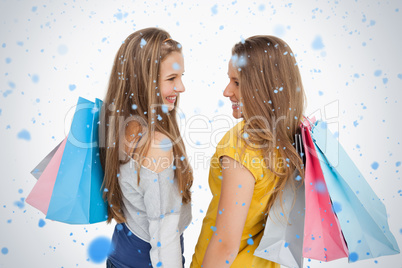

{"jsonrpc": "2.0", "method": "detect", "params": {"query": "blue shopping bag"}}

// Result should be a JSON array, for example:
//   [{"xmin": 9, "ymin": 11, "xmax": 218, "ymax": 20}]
[
  {"xmin": 310, "ymin": 120, "xmax": 399, "ymax": 262},
  {"xmin": 46, "ymin": 97, "xmax": 107, "ymax": 224}
]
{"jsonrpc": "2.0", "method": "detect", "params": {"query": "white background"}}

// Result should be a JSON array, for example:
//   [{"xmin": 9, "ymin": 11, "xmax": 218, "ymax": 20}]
[{"xmin": 0, "ymin": 0, "xmax": 401, "ymax": 267}]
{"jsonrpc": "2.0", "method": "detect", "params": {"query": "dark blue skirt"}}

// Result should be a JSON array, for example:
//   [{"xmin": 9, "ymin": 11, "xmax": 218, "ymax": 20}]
[{"xmin": 107, "ymin": 223, "xmax": 185, "ymax": 268}]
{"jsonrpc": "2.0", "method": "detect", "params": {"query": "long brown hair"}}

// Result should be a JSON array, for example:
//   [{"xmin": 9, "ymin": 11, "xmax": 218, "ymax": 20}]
[
  {"xmin": 231, "ymin": 35, "xmax": 306, "ymax": 216},
  {"xmin": 99, "ymin": 27, "xmax": 193, "ymax": 224}
]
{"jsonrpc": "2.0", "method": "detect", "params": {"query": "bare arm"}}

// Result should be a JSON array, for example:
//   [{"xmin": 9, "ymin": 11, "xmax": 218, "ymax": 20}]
[{"xmin": 201, "ymin": 156, "xmax": 255, "ymax": 267}]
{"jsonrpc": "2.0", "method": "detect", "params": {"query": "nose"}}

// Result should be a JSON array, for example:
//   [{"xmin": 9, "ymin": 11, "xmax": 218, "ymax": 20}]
[
  {"xmin": 223, "ymin": 83, "xmax": 233, "ymax": 97},
  {"xmin": 174, "ymin": 79, "xmax": 185, "ymax": 93}
]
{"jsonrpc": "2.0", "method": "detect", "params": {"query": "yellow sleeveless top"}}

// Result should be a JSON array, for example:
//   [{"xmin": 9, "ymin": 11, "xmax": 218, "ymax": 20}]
[{"xmin": 190, "ymin": 121, "xmax": 280, "ymax": 268}]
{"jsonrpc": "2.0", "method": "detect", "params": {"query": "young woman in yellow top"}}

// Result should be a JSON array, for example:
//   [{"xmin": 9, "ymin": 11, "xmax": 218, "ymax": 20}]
[{"xmin": 190, "ymin": 35, "xmax": 306, "ymax": 267}]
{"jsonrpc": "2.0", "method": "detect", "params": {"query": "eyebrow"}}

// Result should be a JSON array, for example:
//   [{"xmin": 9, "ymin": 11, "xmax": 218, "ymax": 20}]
[
  {"xmin": 227, "ymin": 74, "xmax": 238, "ymax": 80},
  {"xmin": 166, "ymin": 70, "xmax": 185, "ymax": 76}
]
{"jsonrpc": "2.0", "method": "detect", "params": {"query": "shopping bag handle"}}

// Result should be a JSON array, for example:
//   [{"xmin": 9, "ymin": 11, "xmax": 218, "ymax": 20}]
[{"xmin": 301, "ymin": 115, "xmax": 315, "ymax": 129}]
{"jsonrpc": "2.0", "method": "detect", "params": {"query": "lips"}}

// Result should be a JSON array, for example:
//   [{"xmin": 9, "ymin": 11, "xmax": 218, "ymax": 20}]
[
  {"xmin": 231, "ymin": 100, "xmax": 241, "ymax": 109},
  {"xmin": 166, "ymin": 96, "xmax": 176, "ymax": 103}
]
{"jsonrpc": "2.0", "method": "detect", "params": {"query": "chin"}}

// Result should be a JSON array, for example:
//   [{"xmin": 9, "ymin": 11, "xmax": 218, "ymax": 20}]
[
  {"xmin": 168, "ymin": 104, "xmax": 175, "ymax": 111},
  {"xmin": 232, "ymin": 111, "xmax": 242, "ymax": 119}
]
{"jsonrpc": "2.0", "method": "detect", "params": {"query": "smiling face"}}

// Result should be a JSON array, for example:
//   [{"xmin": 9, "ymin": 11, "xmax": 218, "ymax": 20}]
[
  {"xmin": 159, "ymin": 51, "xmax": 185, "ymax": 111},
  {"xmin": 223, "ymin": 60, "xmax": 242, "ymax": 119}
]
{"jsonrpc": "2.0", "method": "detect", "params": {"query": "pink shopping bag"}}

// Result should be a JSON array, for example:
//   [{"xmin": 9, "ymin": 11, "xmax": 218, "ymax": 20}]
[
  {"xmin": 302, "ymin": 120, "xmax": 348, "ymax": 261},
  {"xmin": 26, "ymin": 137, "xmax": 67, "ymax": 214}
]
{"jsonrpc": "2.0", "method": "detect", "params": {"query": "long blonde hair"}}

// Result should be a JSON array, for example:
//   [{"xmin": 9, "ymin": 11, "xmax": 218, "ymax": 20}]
[
  {"xmin": 232, "ymin": 35, "xmax": 306, "ymax": 216},
  {"xmin": 99, "ymin": 27, "xmax": 193, "ymax": 224}
]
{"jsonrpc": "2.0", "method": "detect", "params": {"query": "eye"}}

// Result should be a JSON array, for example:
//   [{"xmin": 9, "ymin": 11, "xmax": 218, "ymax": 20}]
[
  {"xmin": 168, "ymin": 77, "xmax": 175, "ymax": 81},
  {"xmin": 235, "ymin": 81, "xmax": 239, "ymax": 86}
]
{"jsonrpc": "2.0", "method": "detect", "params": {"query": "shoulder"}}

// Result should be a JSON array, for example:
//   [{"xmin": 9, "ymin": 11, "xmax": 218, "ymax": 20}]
[
  {"xmin": 153, "ymin": 131, "xmax": 172, "ymax": 144},
  {"xmin": 219, "ymin": 120, "xmax": 263, "ymax": 155},
  {"xmin": 217, "ymin": 121, "xmax": 265, "ymax": 181},
  {"xmin": 217, "ymin": 120, "xmax": 255, "ymax": 156},
  {"xmin": 142, "ymin": 131, "xmax": 174, "ymax": 173},
  {"xmin": 218, "ymin": 120, "xmax": 244, "ymax": 148},
  {"xmin": 149, "ymin": 132, "xmax": 173, "ymax": 157}
]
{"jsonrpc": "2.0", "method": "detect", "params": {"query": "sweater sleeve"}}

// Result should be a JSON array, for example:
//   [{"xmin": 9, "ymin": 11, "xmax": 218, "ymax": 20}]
[{"xmin": 141, "ymin": 166, "xmax": 183, "ymax": 268}]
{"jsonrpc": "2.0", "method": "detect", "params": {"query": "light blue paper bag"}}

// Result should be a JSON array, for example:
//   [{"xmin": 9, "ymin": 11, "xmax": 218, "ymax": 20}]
[
  {"xmin": 46, "ymin": 97, "xmax": 107, "ymax": 224},
  {"xmin": 311, "ymin": 120, "xmax": 399, "ymax": 262}
]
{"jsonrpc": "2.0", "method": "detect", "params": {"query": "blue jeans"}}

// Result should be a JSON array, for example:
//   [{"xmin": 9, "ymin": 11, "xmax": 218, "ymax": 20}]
[
  {"xmin": 106, "ymin": 258, "xmax": 117, "ymax": 268},
  {"xmin": 106, "ymin": 223, "xmax": 185, "ymax": 268}
]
